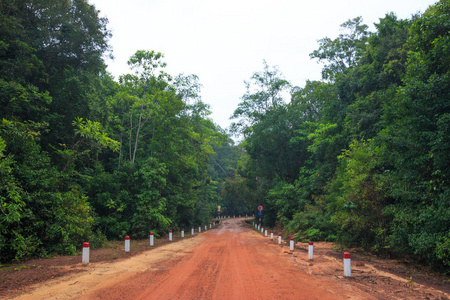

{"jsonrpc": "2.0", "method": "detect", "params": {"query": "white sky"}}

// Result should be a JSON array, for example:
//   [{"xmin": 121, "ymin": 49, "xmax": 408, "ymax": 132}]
[{"xmin": 88, "ymin": 0, "xmax": 437, "ymax": 130}]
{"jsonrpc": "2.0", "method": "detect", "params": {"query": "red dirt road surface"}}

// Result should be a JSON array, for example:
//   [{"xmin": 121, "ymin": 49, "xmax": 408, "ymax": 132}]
[
  {"xmin": 12, "ymin": 219, "xmax": 370, "ymax": 299},
  {"xmin": 11, "ymin": 218, "xmax": 449, "ymax": 299}
]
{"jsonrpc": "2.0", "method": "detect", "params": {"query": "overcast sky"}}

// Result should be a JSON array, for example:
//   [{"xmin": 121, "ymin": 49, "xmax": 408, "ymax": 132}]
[{"xmin": 88, "ymin": 0, "xmax": 437, "ymax": 130}]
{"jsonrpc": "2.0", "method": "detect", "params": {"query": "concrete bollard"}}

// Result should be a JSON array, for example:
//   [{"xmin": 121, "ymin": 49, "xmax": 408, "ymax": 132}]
[
  {"xmin": 150, "ymin": 232, "xmax": 154, "ymax": 246},
  {"xmin": 265, "ymin": 229, "xmax": 268, "ymax": 237},
  {"xmin": 290, "ymin": 238, "xmax": 294, "ymax": 251},
  {"xmin": 261, "ymin": 227, "xmax": 264, "ymax": 234},
  {"xmin": 308, "ymin": 242, "xmax": 313, "ymax": 260},
  {"xmin": 210, "ymin": 223, "xmax": 212, "ymax": 229},
  {"xmin": 278, "ymin": 234, "xmax": 282, "ymax": 245},
  {"xmin": 82, "ymin": 242, "xmax": 89, "ymax": 265},
  {"xmin": 205, "ymin": 224, "xmax": 207, "ymax": 231},
  {"xmin": 198, "ymin": 225, "xmax": 201, "ymax": 233},
  {"xmin": 125, "ymin": 236, "xmax": 130, "ymax": 252},
  {"xmin": 169, "ymin": 230, "xmax": 173, "ymax": 241},
  {"xmin": 191, "ymin": 227, "xmax": 194, "ymax": 235},
  {"xmin": 181, "ymin": 229, "xmax": 184, "ymax": 238},
  {"xmin": 271, "ymin": 231, "xmax": 274, "ymax": 240},
  {"xmin": 253, "ymin": 221, "xmax": 255, "ymax": 226},
  {"xmin": 344, "ymin": 252, "xmax": 351, "ymax": 277}
]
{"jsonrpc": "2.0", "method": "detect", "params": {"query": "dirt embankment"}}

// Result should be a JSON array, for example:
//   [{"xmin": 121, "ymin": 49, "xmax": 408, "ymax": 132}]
[{"xmin": 2, "ymin": 219, "xmax": 449, "ymax": 299}]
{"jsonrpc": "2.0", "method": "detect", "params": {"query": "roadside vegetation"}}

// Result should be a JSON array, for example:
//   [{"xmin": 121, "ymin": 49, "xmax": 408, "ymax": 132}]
[
  {"xmin": 228, "ymin": 1, "xmax": 450, "ymax": 271},
  {"xmin": 1, "ymin": 0, "xmax": 448, "ymax": 272}
]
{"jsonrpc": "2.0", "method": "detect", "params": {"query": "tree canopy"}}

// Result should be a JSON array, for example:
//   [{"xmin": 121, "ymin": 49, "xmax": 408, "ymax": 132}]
[{"xmin": 229, "ymin": 1, "xmax": 450, "ymax": 270}]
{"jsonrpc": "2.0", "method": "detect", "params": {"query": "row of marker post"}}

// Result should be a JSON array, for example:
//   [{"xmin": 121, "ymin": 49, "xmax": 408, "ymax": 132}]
[
  {"xmin": 252, "ymin": 221, "xmax": 351, "ymax": 277},
  {"xmin": 82, "ymin": 221, "xmax": 221, "ymax": 265}
]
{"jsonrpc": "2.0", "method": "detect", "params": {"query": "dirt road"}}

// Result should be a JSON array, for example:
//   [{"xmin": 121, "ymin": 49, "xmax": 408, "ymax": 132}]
[
  {"xmin": 12, "ymin": 219, "xmax": 372, "ymax": 299},
  {"xmin": 11, "ymin": 218, "xmax": 449, "ymax": 299}
]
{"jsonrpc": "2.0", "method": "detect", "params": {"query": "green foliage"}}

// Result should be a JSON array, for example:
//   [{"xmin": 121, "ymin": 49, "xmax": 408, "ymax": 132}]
[
  {"xmin": 0, "ymin": 120, "xmax": 94, "ymax": 262},
  {"xmin": 230, "ymin": 1, "xmax": 450, "ymax": 270},
  {"xmin": 73, "ymin": 117, "xmax": 120, "ymax": 152},
  {"xmin": 2, "ymin": 0, "xmax": 448, "ymax": 273},
  {"xmin": 1, "ymin": 0, "xmax": 230, "ymax": 262},
  {"xmin": 310, "ymin": 17, "xmax": 370, "ymax": 80}
]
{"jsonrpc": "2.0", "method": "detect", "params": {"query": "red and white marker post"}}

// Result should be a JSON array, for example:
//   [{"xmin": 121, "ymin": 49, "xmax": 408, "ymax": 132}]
[
  {"xmin": 278, "ymin": 234, "xmax": 282, "ymax": 245},
  {"xmin": 344, "ymin": 252, "xmax": 351, "ymax": 277},
  {"xmin": 198, "ymin": 225, "xmax": 201, "ymax": 233},
  {"xmin": 290, "ymin": 238, "xmax": 295, "ymax": 251},
  {"xmin": 169, "ymin": 230, "xmax": 173, "ymax": 241},
  {"xmin": 308, "ymin": 242, "xmax": 313, "ymax": 260},
  {"xmin": 261, "ymin": 226, "xmax": 264, "ymax": 234},
  {"xmin": 204, "ymin": 224, "xmax": 207, "ymax": 231},
  {"xmin": 209, "ymin": 223, "xmax": 212, "ymax": 229},
  {"xmin": 265, "ymin": 229, "xmax": 268, "ymax": 237},
  {"xmin": 82, "ymin": 242, "xmax": 89, "ymax": 265},
  {"xmin": 191, "ymin": 227, "xmax": 194, "ymax": 235},
  {"xmin": 181, "ymin": 228, "xmax": 184, "ymax": 238},
  {"xmin": 125, "ymin": 236, "xmax": 130, "ymax": 252},
  {"xmin": 271, "ymin": 231, "xmax": 274, "ymax": 240},
  {"xmin": 150, "ymin": 232, "xmax": 154, "ymax": 246}
]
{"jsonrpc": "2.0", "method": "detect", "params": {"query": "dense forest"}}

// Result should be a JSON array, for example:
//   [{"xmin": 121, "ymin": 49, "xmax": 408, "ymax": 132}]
[
  {"xmin": 0, "ymin": 0, "xmax": 244, "ymax": 262},
  {"xmin": 1, "ymin": 0, "xmax": 449, "ymax": 272},
  {"xmin": 228, "ymin": 0, "xmax": 450, "ymax": 270}
]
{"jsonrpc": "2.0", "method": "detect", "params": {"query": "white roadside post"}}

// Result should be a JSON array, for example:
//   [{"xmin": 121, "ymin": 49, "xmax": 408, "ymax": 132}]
[
  {"xmin": 344, "ymin": 252, "xmax": 351, "ymax": 277},
  {"xmin": 308, "ymin": 242, "xmax": 314, "ymax": 260},
  {"xmin": 204, "ymin": 224, "xmax": 207, "ymax": 231},
  {"xmin": 150, "ymin": 232, "xmax": 154, "ymax": 246},
  {"xmin": 181, "ymin": 228, "xmax": 184, "ymax": 238},
  {"xmin": 265, "ymin": 229, "xmax": 268, "ymax": 237},
  {"xmin": 261, "ymin": 227, "xmax": 264, "ymax": 234},
  {"xmin": 82, "ymin": 242, "xmax": 89, "ymax": 265},
  {"xmin": 271, "ymin": 231, "xmax": 274, "ymax": 240},
  {"xmin": 169, "ymin": 230, "xmax": 173, "ymax": 241},
  {"xmin": 125, "ymin": 236, "xmax": 130, "ymax": 252},
  {"xmin": 278, "ymin": 234, "xmax": 282, "ymax": 245},
  {"xmin": 209, "ymin": 223, "xmax": 212, "ymax": 229},
  {"xmin": 191, "ymin": 227, "xmax": 194, "ymax": 235},
  {"xmin": 198, "ymin": 225, "xmax": 201, "ymax": 233},
  {"xmin": 290, "ymin": 238, "xmax": 295, "ymax": 251}
]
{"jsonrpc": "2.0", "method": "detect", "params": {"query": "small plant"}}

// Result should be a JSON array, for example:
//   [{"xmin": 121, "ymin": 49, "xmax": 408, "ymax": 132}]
[
  {"xmin": 406, "ymin": 277, "xmax": 415, "ymax": 286},
  {"xmin": 332, "ymin": 243, "xmax": 344, "ymax": 251},
  {"xmin": 14, "ymin": 265, "xmax": 29, "ymax": 271}
]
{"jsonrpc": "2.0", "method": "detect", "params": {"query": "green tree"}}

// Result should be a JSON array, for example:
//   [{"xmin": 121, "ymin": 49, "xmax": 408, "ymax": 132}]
[
  {"xmin": 231, "ymin": 60, "xmax": 290, "ymax": 136},
  {"xmin": 310, "ymin": 17, "xmax": 370, "ymax": 81}
]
